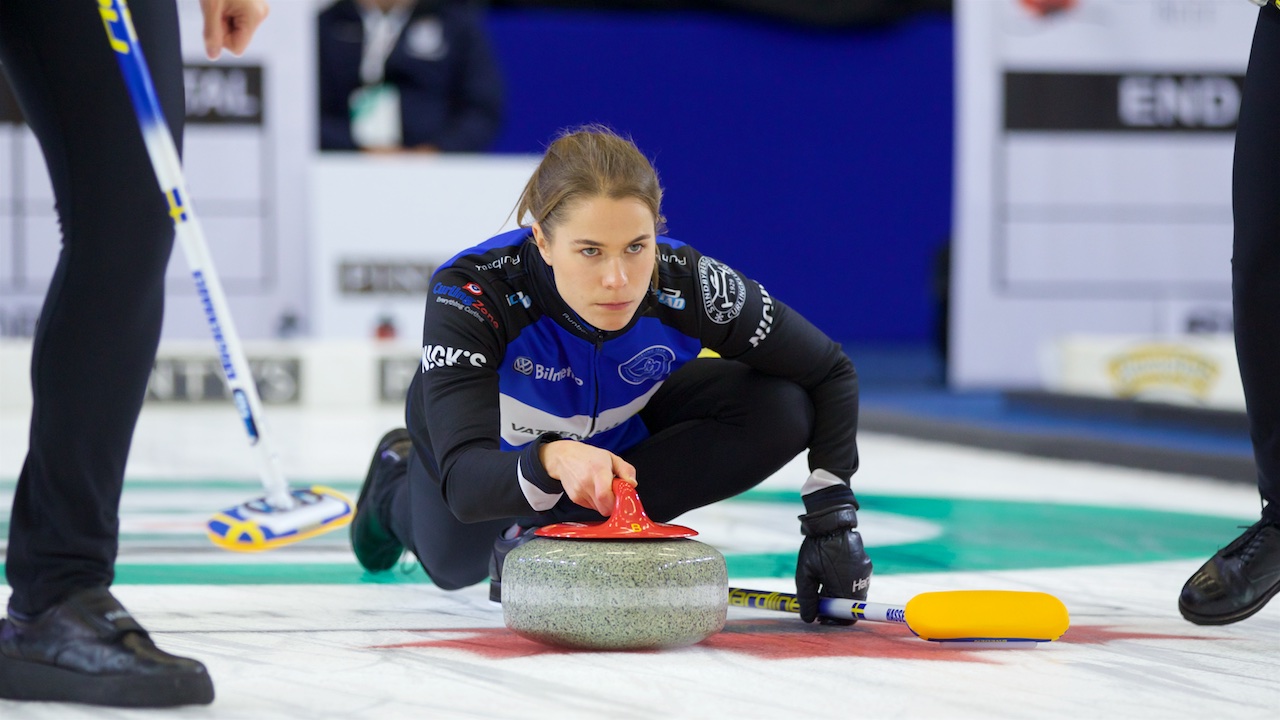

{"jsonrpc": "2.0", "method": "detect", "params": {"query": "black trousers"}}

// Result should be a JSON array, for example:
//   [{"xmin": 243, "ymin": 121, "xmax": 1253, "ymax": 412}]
[
  {"xmin": 1235, "ymin": 5, "xmax": 1280, "ymax": 523},
  {"xmin": 1, "ymin": 1, "xmax": 184, "ymax": 615},
  {"xmin": 390, "ymin": 359, "xmax": 816, "ymax": 590}
]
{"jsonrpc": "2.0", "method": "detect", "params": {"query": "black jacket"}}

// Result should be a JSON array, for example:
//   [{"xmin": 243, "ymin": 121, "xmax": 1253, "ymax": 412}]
[
  {"xmin": 409, "ymin": 228, "xmax": 860, "ymax": 522},
  {"xmin": 318, "ymin": 0, "xmax": 504, "ymax": 151}
]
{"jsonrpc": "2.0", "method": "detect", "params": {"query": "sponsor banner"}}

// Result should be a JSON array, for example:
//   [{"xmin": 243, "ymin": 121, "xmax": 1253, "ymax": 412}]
[
  {"xmin": 0, "ymin": 64, "xmax": 264, "ymax": 126},
  {"xmin": 183, "ymin": 64, "xmax": 264, "ymax": 125},
  {"xmin": 952, "ymin": 0, "xmax": 1255, "ymax": 387},
  {"xmin": 2, "ymin": 338, "xmax": 429, "ymax": 412},
  {"xmin": 379, "ymin": 356, "xmax": 419, "ymax": 403},
  {"xmin": 340, "ymin": 261, "xmax": 438, "ymax": 296},
  {"xmin": 310, "ymin": 154, "xmax": 541, "ymax": 339},
  {"xmin": 1045, "ymin": 335, "xmax": 1244, "ymax": 410},
  {"xmin": 147, "ymin": 356, "xmax": 301, "ymax": 404}
]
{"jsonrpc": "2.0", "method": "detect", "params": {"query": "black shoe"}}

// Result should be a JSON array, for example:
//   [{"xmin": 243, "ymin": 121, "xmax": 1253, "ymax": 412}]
[
  {"xmin": 351, "ymin": 428, "xmax": 413, "ymax": 572},
  {"xmin": 488, "ymin": 524, "xmax": 539, "ymax": 603},
  {"xmin": 1179, "ymin": 518, "xmax": 1280, "ymax": 625},
  {"xmin": 0, "ymin": 587, "xmax": 213, "ymax": 707}
]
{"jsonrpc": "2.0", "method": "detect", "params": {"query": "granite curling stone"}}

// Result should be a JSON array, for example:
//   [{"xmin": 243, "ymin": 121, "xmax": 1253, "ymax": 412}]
[{"xmin": 501, "ymin": 480, "xmax": 728, "ymax": 650}]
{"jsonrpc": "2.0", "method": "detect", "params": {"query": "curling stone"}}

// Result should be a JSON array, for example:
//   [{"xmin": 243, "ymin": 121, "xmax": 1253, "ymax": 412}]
[{"xmin": 502, "ymin": 479, "xmax": 727, "ymax": 650}]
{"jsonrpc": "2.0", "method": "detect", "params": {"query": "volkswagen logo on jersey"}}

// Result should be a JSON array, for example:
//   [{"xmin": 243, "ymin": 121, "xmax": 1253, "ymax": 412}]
[
  {"xmin": 513, "ymin": 356, "xmax": 534, "ymax": 375},
  {"xmin": 619, "ymin": 345, "xmax": 675, "ymax": 385},
  {"xmin": 698, "ymin": 256, "xmax": 746, "ymax": 324}
]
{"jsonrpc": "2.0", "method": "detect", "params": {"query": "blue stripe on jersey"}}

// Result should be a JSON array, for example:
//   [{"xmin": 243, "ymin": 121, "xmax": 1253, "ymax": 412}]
[{"xmin": 497, "ymin": 316, "xmax": 702, "ymax": 454}]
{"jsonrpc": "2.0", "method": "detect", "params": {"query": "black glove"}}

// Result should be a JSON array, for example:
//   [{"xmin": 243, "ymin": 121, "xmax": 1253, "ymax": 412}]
[{"xmin": 795, "ymin": 504, "xmax": 873, "ymax": 625}]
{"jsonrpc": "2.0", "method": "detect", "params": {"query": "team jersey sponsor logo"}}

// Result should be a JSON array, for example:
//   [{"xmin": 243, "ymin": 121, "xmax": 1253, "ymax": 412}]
[
  {"xmin": 536, "ymin": 364, "xmax": 582, "ymax": 386},
  {"xmin": 433, "ymin": 282, "xmax": 500, "ymax": 329},
  {"xmin": 559, "ymin": 311, "xmax": 591, "ymax": 335},
  {"xmin": 656, "ymin": 287, "xmax": 686, "ymax": 310},
  {"xmin": 619, "ymin": 345, "xmax": 675, "ymax": 385},
  {"xmin": 660, "ymin": 251, "xmax": 688, "ymax": 266},
  {"xmin": 749, "ymin": 285, "xmax": 775, "ymax": 348},
  {"xmin": 339, "ymin": 260, "xmax": 437, "ymax": 295},
  {"xmin": 698, "ymin": 256, "xmax": 746, "ymax": 324},
  {"xmin": 507, "ymin": 291, "xmax": 532, "ymax": 308},
  {"xmin": 421, "ymin": 344, "xmax": 488, "ymax": 372},
  {"xmin": 510, "ymin": 424, "xmax": 586, "ymax": 442},
  {"xmin": 512, "ymin": 356, "xmax": 583, "ymax": 386},
  {"xmin": 475, "ymin": 254, "xmax": 520, "ymax": 272}
]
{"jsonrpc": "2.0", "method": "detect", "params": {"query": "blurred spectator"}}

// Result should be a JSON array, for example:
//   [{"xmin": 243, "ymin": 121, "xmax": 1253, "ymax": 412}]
[{"xmin": 318, "ymin": 0, "xmax": 503, "ymax": 152}]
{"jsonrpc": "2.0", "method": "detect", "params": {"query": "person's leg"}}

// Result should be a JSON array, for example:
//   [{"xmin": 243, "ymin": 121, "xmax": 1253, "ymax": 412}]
[
  {"xmin": 627, "ymin": 358, "xmax": 815, "ymax": 521},
  {"xmin": 0, "ymin": 1, "xmax": 214, "ymax": 708},
  {"xmin": 482, "ymin": 358, "xmax": 815, "ymax": 601},
  {"xmin": 2, "ymin": 0, "xmax": 185, "ymax": 616},
  {"xmin": 388, "ymin": 358, "xmax": 814, "ymax": 593},
  {"xmin": 389, "ymin": 452, "xmax": 513, "ymax": 590},
  {"xmin": 1179, "ymin": 4, "xmax": 1280, "ymax": 626},
  {"xmin": 536, "ymin": 358, "xmax": 816, "ymax": 525},
  {"xmin": 1234, "ymin": 5, "xmax": 1280, "ymax": 523}
]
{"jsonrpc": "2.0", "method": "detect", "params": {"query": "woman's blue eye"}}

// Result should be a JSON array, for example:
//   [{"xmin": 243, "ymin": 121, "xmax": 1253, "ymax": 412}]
[
  {"xmin": 581, "ymin": 247, "xmax": 599, "ymax": 257},
  {"xmin": 627, "ymin": 244, "xmax": 645, "ymax": 254}
]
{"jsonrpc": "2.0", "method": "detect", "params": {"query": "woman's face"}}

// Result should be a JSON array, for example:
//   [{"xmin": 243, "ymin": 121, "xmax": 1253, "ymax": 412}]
[{"xmin": 534, "ymin": 195, "xmax": 657, "ymax": 332}]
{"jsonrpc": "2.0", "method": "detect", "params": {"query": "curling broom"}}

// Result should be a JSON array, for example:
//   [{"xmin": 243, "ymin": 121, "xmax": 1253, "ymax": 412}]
[
  {"xmin": 729, "ymin": 587, "xmax": 1070, "ymax": 644},
  {"xmin": 98, "ymin": 0, "xmax": 354, "ymax": 551}
]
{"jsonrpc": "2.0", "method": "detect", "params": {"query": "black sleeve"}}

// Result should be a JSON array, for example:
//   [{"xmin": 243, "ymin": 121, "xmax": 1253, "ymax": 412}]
[
  {"xmin": 411, "ymin": 270, "xmax": 564, "ymax": 522},
  {"xmin": 690, "ymin": 253, "xmax": 860, "ymax": 513}
]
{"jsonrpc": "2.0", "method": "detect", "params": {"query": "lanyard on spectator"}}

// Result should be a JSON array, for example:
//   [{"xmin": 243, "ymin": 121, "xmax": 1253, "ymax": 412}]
[{"xmin": 359, "ymin": 4, "xmax": 412, "ymax": 85}]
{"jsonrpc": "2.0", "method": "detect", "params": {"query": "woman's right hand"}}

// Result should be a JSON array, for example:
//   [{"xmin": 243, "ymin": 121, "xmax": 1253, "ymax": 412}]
[{"xmin": 539, "ymin": 440, "xmax": 637, "ymax": 516}]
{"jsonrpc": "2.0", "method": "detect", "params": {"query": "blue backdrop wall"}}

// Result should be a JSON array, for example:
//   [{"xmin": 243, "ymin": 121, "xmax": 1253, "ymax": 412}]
[{"xmin": 484, "ymin": 9, "xmax": 954, "ymax": 347}]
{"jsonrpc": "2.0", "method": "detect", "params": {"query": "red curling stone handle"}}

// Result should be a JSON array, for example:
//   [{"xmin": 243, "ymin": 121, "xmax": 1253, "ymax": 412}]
[{"xmin": 534, "ymin": 478, "xmax": 698, "ymax": 539}]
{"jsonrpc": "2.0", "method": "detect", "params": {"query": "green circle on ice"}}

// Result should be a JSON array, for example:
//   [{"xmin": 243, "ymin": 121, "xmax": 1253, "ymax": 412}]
[
  {"xmin": 715, "ymin": 490, "xmax": 1249, "ymax": 578},
  {"xmin": 0, "ymin": 480, "xmax": 1252, "ymax": 585}
]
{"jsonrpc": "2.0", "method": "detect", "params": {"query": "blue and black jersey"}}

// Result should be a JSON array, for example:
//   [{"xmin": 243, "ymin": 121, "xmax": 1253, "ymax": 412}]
[{"xmin": 408, "ymin": 228, "xmax": 859, "ymax": 523}]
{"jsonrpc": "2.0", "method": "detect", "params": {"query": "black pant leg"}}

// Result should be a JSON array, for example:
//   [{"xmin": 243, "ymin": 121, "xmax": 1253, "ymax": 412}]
[
  {"xmin": 1233, "ymin": 5, "xmax": 1280, "ymax": 522},
  {"xmin": 391, "ymin": 452, "xmax": 512, "ymax": 590},
  {"xmin": 625, "ymin": 358, "xmax": 815, "ymax": 522},
  {"xmin": 1, "ymin": 0, "xmax": 184, "ymax": 615}
]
